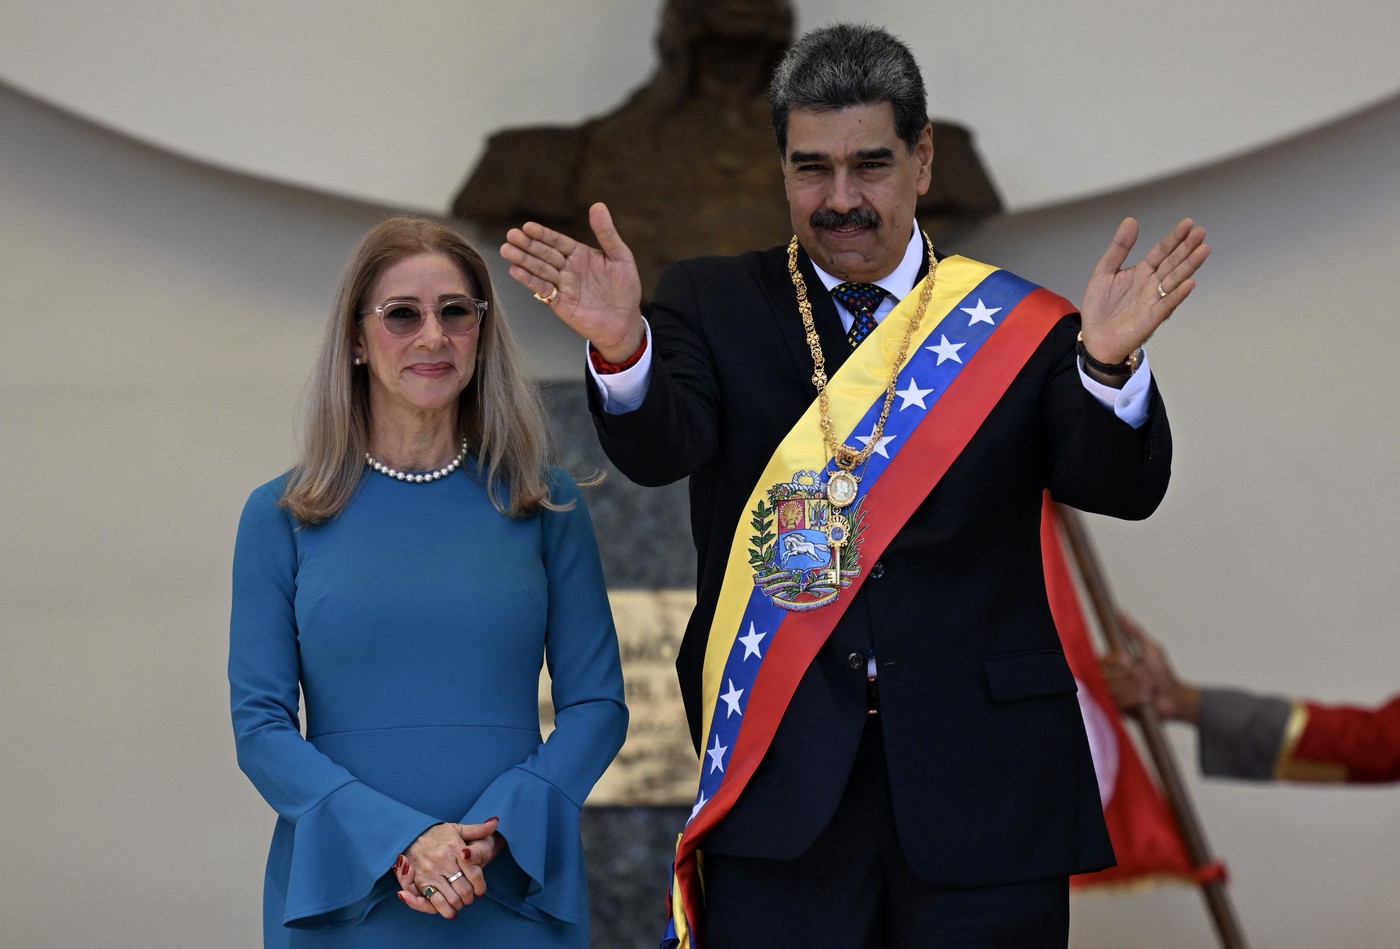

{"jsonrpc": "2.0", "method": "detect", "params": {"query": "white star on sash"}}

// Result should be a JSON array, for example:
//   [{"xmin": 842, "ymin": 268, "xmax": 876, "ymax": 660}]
[
  {"xmin": 961, "ymin": 299, "xmax": 1002, "ymax": 325},
  {"xmin": 688, "ymin": 789, "xmax": 708, "ymax": 823},
  {"xmin": 855, "ymin": 431, "xmax": 896, "ymax": 459},
  {"xmin": 895, "ymin": 378, "xmax": 934, "ymax": 410},
  {"xmin": 926, "ymin": 334, "xmax": 966, "ymax": 365},
  {"xmin": 721, "ymin": 679, "xmax": 745, "ymax": 718},
  {"xmin": 707, "ymin": 733, "xmax": 728, "ymax": 773},
  {"xmin": 739, "ymin": 622, "xmax": 766, "ymax": 659}
]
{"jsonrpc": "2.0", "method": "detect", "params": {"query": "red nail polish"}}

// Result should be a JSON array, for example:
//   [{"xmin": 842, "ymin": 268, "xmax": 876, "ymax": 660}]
[
  {"xmin": 397, "ymin": 892, "xmax": 409, "ymax": 905},
  {"xmin": 461, "ymin": 847, "xmax": 472, "ymax": 861}
]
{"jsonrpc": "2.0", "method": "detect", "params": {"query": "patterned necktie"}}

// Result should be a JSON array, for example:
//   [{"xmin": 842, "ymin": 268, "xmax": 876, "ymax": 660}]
[{"xmin": 832, "ymin": 282, "xmax": 886, "ymax": 348}]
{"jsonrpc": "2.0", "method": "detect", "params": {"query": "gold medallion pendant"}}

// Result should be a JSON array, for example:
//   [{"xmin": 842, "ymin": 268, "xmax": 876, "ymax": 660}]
[{"xmin": 825, "ymin": 469, "xmax": 859, "ymax": 508}]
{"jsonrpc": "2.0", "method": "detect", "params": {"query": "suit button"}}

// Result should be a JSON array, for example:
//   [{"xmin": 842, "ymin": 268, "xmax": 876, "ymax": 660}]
[
  {"xmin": 869, "ymin": 561, "xmax": 886, "ymax": 579},
  {"xmin": 847, "ymin": 652, "xmax": 863, "ymax": 670}
]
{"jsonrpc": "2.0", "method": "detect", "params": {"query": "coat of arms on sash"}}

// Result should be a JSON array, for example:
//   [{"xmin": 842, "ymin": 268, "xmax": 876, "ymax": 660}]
[{"xmin": 748, "ymin": 470, "xmax": 865, "ymax": 611}]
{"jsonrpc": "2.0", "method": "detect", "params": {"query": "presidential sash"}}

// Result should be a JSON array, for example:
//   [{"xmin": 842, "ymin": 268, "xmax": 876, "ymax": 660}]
[{"xmin": 662, "ymin": 257, "xmax": 1074, "ymax": 949}]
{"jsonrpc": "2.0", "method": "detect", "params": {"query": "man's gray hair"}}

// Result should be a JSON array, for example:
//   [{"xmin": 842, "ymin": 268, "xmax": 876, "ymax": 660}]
[{"xmin": 769, "ymin": 23, "xmax": 928, "ymax": 154}]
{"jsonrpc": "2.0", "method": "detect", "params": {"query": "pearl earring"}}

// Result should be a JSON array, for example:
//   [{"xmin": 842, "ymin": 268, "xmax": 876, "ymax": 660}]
[{"xmin": 353, "ymin": 357, "xmax": 363, "ymax": 366}]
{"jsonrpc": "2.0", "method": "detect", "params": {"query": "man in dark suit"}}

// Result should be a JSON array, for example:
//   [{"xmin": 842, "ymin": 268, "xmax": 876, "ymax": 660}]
[{"xmin": 503, "ymin": 22, "xmax": 1209, "ymax": 948}]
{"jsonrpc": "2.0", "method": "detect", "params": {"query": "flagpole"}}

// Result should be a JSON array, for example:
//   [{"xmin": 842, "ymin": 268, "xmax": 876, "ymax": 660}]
[{"xmin": 1054, "ymin": 504, "xmax": 1248, "ymax": 949}]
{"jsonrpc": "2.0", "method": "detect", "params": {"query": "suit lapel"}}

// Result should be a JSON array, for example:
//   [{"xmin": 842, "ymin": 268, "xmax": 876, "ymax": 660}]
[
  {"xmin": 750, "ymin": 238, "xmax": 937, "ymax": 401},
  {"xmin": 754, "ymin": 244, "xmax": 850, "ymax": 395}
]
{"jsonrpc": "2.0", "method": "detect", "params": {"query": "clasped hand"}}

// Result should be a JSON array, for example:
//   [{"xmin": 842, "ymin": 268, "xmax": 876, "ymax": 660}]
[{"xmin": 393, "ymin": 817, "xmax": 503, "ymax": 919}]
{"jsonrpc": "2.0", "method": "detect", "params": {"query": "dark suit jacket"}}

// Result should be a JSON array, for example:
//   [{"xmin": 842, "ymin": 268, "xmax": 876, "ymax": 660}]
[{"xmin": 588, "ymin": 244, "xmax": 1171, "ymax": 887}]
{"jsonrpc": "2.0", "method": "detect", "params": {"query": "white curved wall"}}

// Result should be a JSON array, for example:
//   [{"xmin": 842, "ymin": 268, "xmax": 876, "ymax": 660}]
[{"xmin": 3, "ymin": 0, "xmax": 1397, "ymax": 212}]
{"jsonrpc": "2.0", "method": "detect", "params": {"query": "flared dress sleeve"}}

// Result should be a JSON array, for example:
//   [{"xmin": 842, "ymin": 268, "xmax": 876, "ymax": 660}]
[
  {"xmin": 464, "ymin": 472, "xmax": 628, "ymax": 924},
  {"xmin": 230, "ymin": 482, "xmax": 442, "ymax": 928}
]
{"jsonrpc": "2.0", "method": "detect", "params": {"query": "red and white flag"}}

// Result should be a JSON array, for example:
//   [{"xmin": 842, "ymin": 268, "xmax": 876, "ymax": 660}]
[{"xmin": 1040, "ymin": 499, "xmax": 1225, "ymax": 889}]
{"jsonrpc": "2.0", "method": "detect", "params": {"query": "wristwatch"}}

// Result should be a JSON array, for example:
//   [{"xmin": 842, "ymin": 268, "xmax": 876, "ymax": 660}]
[{"xmin": 1076, "ymin": 332, "xmax": 1140, "ymax": 377}]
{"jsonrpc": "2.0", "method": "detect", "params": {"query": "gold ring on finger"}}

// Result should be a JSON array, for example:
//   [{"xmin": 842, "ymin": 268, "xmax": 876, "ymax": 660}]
[
  {"xmin": 421, "ymin": 885, "xmax": 438, "ymax": 899},
  {"xmin": 533, "ymin": 286, "xmax": 559, "ymax": 305},
  {"xmin": 1157, "ymin": 283, "xmax": 1168, "ymax": 299}
]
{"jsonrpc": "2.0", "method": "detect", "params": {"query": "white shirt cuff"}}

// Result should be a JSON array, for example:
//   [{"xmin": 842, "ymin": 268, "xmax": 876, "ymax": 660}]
[
  {"xmin": 588, "ymin": 319, "xmax": 653, "ymax": 415},
  {"xmin": 1078, "ymin": 349, "xmax": 1152, "ymax": 429}
]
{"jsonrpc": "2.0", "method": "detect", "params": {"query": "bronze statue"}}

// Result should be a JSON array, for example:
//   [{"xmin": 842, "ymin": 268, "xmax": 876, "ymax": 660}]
[{"xmin": 454, "ymin": 0, "xmax": 1000, "ymax": 299}]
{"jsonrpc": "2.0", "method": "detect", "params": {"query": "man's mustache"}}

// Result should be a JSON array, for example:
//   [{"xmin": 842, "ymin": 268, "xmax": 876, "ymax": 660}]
[{"xmin": 810, "ymin": 208, "xmax": 881, "ymax": 230}]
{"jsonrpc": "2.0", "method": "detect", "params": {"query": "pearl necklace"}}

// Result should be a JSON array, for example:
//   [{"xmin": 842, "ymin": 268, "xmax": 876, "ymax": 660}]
[{"xmin": 365, "ymin": 436, "xmax": 468, "ymax": 484}]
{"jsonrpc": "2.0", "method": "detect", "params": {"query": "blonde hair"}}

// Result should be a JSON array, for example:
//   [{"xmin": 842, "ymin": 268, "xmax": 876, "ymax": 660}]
[{"xmin": 281, "ymin": 216, "xmax": 559, "ymax": 524}]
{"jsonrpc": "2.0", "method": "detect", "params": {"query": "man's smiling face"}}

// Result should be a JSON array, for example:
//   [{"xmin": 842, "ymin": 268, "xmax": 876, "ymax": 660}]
[{"xmin": 782, "ymin": 101, "xmax": 933, "ymax": 282}]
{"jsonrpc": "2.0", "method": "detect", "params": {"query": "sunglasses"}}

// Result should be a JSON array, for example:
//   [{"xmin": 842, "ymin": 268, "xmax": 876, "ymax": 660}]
[{"xmin": 364, "ymin": 297, "xmax": 487, "ymax": 337}]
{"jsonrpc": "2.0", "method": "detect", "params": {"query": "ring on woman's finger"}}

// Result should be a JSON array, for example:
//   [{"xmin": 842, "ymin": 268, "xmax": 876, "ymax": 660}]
[
  {"xmin": 533, "ymin": 286, "xmax": 559, "ymax": 305},
  {"xmin": 1157, "ymin": 283, "xmax": 1168, "ymax": 299},
  {"xmin": 421, "ymin": 885, "xmax": 438, "ymax": 899},
  {"xmin": 446, "ymin": 871, "xmax": 465, "ymax": 884}
]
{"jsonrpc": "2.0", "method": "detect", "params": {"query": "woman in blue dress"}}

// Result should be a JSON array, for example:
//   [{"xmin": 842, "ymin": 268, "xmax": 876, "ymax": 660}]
[{"xmin": 230, "ymin": 217, "xmax": 628, "ymax": 947}]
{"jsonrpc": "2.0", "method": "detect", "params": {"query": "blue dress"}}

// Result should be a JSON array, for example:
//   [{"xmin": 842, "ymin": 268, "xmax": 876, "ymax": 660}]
[{"xmin": 229, "ymin": 462, "xmax": 628, "ymax": 947}]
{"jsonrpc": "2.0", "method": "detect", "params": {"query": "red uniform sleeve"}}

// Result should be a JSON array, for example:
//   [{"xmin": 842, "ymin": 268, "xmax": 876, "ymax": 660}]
[{"xmin": 1280, "ymin": 694, "xmax": 1400, "ymax": 783}]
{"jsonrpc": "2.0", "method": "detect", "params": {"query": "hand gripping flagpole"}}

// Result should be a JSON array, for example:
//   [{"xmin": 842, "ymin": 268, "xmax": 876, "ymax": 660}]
[{"xmin": 1054, "ymin": 504, "xmax": 1248, "ymax": 949}]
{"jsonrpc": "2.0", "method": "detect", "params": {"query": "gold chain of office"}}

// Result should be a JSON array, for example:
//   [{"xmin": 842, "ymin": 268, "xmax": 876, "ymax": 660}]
[{"xmin": 786, "ymin": 232, "xmax": 937, "ymax": 506}]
